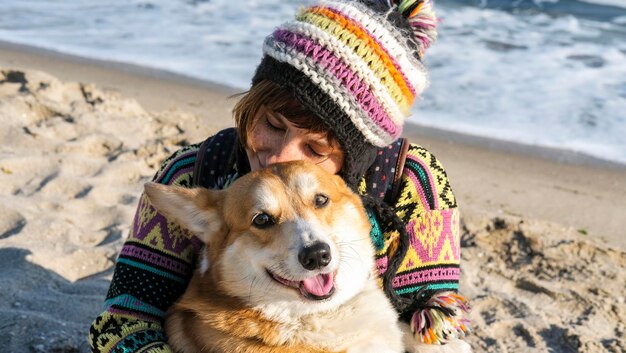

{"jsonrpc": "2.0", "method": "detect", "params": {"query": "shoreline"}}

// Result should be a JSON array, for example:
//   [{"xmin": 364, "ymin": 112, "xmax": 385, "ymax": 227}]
[
  {"xmin": 2, "ymin": 39, "xmax": 624, "ymax": 171},
  {"xmin": 405, "ymin": 123, "xmax": 626, "ymax": 171},
  {"xmin": 0, "ymin": 40, "xmax": 238, "ymax": 94}
]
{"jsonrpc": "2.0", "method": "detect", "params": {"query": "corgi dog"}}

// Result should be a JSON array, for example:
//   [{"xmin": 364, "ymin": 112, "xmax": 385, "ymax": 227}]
[{"xmin": 145, "ymin": 160, "xmax": 404, "ymax": 353}]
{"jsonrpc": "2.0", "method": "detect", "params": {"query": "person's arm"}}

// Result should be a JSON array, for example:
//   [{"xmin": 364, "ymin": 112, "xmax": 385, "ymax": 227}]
[
  {"xmin": 89, "ymin": 144, "xmax": 203, "ymax": 353},
  {"xmin": 380, "ymin": 143, "xmax": 470, "ymax": 350}
]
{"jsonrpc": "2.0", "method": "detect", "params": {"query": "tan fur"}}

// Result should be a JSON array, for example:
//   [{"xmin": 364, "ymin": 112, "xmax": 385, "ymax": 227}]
[
  {"xmin": 164, "ymin": 271, "xmax": 333, "ymax": 353},
  {"xmin": 145, "ymin": 161, "xmax": 404, "ymax": 353}
]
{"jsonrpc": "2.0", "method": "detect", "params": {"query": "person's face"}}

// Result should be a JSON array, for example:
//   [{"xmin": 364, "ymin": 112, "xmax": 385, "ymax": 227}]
[{"xmin": 246, "ymin": 106, "xmax": 344, "ymax": 174}]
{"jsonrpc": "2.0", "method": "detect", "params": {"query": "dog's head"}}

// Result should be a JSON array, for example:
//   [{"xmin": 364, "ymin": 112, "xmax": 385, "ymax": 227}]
[{"xmin": 145, "ymin": 160, "xmax": 375, "ymax": 316}]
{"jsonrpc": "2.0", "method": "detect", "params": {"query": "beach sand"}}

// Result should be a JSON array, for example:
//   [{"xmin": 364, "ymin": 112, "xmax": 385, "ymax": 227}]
[{"xmin": 1, "ymin": 42, "xmax": 624, "ymax": 353}]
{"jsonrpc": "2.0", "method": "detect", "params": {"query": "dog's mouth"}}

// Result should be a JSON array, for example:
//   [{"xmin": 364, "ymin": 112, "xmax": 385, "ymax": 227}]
[{"xmin": 267, "ymin": 270, "xmax": 335, "ymax": 301}]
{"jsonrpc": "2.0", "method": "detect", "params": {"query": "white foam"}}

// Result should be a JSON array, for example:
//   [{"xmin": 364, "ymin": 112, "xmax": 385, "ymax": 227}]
[
  {"xmin": 414, "ymin": 6, "xmax": 626, "ymax": 164},
  {"xmin": 578, "ymin": 0, "xmax": 626, "ymax": 8}
]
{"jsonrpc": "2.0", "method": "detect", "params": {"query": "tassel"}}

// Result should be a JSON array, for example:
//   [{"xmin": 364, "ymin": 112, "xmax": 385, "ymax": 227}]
[
  {"xmin": 410, "ymin": 291, "xmax": 471, "ymax": 345},
  {"xmin": 378, "ymin": 0, "xmax": 438, "ymax": 58}
]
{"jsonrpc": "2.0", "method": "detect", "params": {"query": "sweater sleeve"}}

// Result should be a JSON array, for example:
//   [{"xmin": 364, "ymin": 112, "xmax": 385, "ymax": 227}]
[
  {"xmin": 374, "ymin": 143, "xmax": 470, "ymax": 345},
  {"xmin": 388, "ymin": 143, "xmax": 460, "ymax": 293},
  {"xmin": 89, "ymin": 144, "xmax": 204, "ymax": 353}
]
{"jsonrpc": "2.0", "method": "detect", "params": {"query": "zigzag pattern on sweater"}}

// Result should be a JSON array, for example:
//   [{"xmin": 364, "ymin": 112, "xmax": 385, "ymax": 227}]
[
  {"xmin": 91, "ymin": 142, "xmax": 209, "ymax": 353},
  {"xmin": 373, "ymin": 143, "xmax": 460, "ymax": 295},
  {"xmin": 89, "ymin": 312, "xmax": 167, "ymax": 353}
]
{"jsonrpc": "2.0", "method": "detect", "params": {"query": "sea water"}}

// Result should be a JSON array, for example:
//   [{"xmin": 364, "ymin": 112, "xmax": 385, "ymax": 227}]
[{"xmin": 0, "ymin": 0, "xmax": 624, "ymax": 164}]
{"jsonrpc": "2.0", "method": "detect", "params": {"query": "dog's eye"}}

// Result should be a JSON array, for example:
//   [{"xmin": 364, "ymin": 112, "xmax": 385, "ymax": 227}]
[
  {"xmin": 252, "ymin": 213, "xmax": 275, "ymax": 229},
  {"xmin": 314, "ymin": 194, "xmax": 329, "ymax": 208}
]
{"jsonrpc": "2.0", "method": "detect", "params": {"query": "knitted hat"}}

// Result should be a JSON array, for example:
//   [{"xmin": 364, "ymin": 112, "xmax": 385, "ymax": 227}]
[{"xmin": 252, "ymin": 0, "xmax": 437, "ymax": 186}]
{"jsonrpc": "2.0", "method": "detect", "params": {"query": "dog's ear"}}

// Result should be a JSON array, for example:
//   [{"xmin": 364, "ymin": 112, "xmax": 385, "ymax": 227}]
[{"xmin": 144, "ymin": 182, "xmax": 224, "ymax": 244}]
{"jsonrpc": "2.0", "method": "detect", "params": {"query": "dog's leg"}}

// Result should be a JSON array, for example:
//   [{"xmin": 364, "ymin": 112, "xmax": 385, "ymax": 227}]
[
  {"xmin": 333, "ymin": 282, "xmax": 404, "ymax": 353},
  {"xmin": 400, "ymin": 323, "xmax": 473, "ymax": 353}
]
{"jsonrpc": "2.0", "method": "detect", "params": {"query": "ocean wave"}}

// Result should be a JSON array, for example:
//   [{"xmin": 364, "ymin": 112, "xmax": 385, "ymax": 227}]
[
  {"xmin": 578, "ymin": 0, "xmax": 626, "ymax": 9},
  {"xmin": 444, "ymin": 0, "xmax": 626, "ymax": 20}
]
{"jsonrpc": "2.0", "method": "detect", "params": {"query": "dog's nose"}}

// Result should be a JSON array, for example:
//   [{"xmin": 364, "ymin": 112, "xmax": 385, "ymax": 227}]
[{"xmin": 298, "ymin": 242, "xmax": 331, "ymax": 270}]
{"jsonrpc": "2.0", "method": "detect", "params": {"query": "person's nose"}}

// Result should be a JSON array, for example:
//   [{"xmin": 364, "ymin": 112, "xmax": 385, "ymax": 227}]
[{"xmin": 266, "ymin": 138, "xmax": 303, "ymax": 165}]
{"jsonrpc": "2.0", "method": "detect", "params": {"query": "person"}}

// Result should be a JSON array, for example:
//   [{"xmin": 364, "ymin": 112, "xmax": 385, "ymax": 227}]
[{"xmin": 89, "ymin": 0, "xmax": 471, "ymax": 352}]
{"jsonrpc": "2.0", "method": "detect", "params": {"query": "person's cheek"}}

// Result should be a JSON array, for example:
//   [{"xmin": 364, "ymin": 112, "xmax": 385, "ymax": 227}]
[
  {"xmin": 249, "ymin": 126, "xmax": 266, "ymax": 151},
  {"xmin": 256, "ymin": 129, "xmax": 279, "ymax": 153}
]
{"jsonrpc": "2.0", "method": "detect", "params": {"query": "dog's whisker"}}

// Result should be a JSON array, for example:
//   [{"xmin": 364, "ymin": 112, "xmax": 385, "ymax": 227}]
[
  {"xmin": 336, "ymin": 238, "xmax": 370, "ymax": 245},
  {"xmin": 263, "ymin": 279, "xmax": 273, "ymax": 299},
  {"xmin": 249, "ymin": 275, "xmax": 258, "ymax": 302},
  {"xmin": 338, "ymin": 249, "xmax": 358, "ymax": 259},
  {"xmin": 338, "ymin": 257, "xmax": 360, "ymax": 273},
  {"xmin": 339, "ymin": 245, "xmax": 361, "ymax": 261}
]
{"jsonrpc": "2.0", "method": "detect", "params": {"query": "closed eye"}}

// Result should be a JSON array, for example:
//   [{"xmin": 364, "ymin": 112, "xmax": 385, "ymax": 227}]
[
  {"xmin": 306, "ymin": 144, "xmax": 327, "ymax": 158},
  {"xmin": 264, "ymin": 113, "xmax": 285, "ymax": 132}
]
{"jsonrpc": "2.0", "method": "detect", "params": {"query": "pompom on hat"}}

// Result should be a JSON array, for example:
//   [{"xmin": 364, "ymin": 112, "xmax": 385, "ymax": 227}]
[{"xmin": 252, "ymin": 0, "xmax": 438, "ymax": 186}]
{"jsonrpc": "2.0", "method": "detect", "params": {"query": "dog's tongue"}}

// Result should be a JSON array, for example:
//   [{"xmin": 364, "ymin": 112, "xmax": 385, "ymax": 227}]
[{"xmin": 301, "ymin": 273, "xmax": 334, "ymax": 297}]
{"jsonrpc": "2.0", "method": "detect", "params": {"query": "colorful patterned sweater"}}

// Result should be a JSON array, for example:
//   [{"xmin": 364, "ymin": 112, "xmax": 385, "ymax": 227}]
[{"xmin": 89, "ymin": 128, "xmax": 462, "ymax": 352}]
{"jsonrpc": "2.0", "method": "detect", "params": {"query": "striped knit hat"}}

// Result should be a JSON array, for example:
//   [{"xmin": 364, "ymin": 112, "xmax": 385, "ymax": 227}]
[{"xmin": 252, "ymin": 0, "xmax": 437, "ymax": 186}]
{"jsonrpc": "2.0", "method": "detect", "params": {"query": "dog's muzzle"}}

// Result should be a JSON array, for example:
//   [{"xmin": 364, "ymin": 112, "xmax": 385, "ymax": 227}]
[{"xmin": 267, "ymin": 241, "xmax": 336, "ymax": 301}]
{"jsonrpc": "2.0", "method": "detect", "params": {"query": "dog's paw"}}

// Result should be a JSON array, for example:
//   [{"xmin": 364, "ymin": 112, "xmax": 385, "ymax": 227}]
[{"xmin": 405, "ymin": 339, "xmax": 472, "ymax": 353}]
